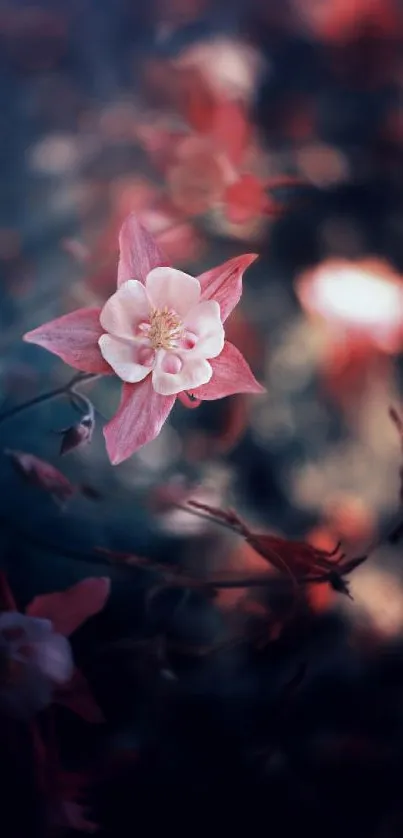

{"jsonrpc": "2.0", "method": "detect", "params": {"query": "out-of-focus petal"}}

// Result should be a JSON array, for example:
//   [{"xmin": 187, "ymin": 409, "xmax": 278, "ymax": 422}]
[
  {"xmin": 100, "ymin": 281, "xmax": 150, "ymax": 338},
  {"xmin": 26, "ymin": 578, "xmax": 111, "ymax": 637},
  {"xmin": 55, "ymin": 668, "xmax": 104, "ymax": 723},
  {"xmin": 224, "ymin": 174, "xmax": 266, "ymax": 224},
  {"xmin": 211, "ymin": 99, "xmax": 250, "ymax": 167},
  {"xmin": 117, "ymin": 213, "xmax": 170, "ymax": 287},
  {"xmin": 24, "ymin": 308, "xmax": 112, "ymax": 374},
  {"xmin": 104, "ymin": 379, "xmax": 175, "ymax": 464},
  {"xmin": 99, "ymin": 335, "xmax": 154, "ymax": 383},
  {"xmin": 146, "ymin": 267, "xmax": 200, "ymax": 316},
  {"xmin": 152, "ymin": 351, "xmax": 212, "ymax": 396},
  {"xmin": 198, "ymin": 254, "xmax": 258, "ymax": 322},
  {"xmin": 35, "ymin": 634, "xmax": 74, "ymax": 684},
  {"xmin": 183, "ymin": 300, "xmax": 224, "ymax": 357},
  {"xmin": 188, "ymin": 341, "xmax": 265, "ymax": 399}
]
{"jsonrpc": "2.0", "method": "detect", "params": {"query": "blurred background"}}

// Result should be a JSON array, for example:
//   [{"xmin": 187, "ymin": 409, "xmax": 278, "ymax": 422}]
[{"xmin": 1, "ymin": 0, "xmax": 403, "ymax": 639}]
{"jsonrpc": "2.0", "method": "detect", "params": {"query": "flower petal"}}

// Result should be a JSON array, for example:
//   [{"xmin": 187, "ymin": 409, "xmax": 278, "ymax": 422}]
[
  {"xmin": 26, "ymin": 577, "xmax": 111, "ymax": 637},
  {"xmin": 224, "ymin": 174, "xmax": 266, "ymax": 224},
  {"xmin": 118, "ymin": 213, "xmax": 170, "ymax": 286},
  {"xmin": 211, "ymin": 100, "xmax": 250, "ymax": 168},
  {"xmin": 198, "ymin": 254, "xmax": 258, "ymax": 322},
  {"xmin": 55, "ymin": 668, "xmax": 104, "ymax": 723},
  {"xmin": 153, "ymin": 351, "xmax": 212, "ymax": 396},
  {"xmin": 99, "ymin": 335, "xmax": 154, "ymax": 383},
  {"xmin": 183, "ymin": 300, "xmax": 224, "ymax": 358},
  {"xmin": 146, "ymin": 267, "xmax": 200, "ymax": 316},
  {"xmin": 104, "ymin": 379, "xmax": 175, "ymax": 464},
  {"xmin": 187, "ymin": 341, "xmax": 265, "ymax": 400},
  {"xmin": 100, "ymin": 280, "xmax": 151, "ymax": 338},
  {"xmin": 35, "ymin": 634, "xmax": 74, "ymax": 684},
  {"xmin": 23, "ymin": 308, "xmax": 111, "ymax": 374}
]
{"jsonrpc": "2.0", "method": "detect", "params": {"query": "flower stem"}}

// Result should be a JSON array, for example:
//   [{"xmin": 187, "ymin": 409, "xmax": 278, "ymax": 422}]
[{"xmin": 0, "ymin": 372, "xmax": 98, "ymax": 427}]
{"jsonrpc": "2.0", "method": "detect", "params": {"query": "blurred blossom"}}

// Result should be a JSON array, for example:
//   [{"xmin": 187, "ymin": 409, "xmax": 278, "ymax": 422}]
[
  {"xmin": 0, "ymin": 612, "xmax": 73, "ymax": 719},
  {"xmin": 108, "ymin": 178, "xmax": 157, "ymax": 219},
  {"xmin": 167, "ymin": 135, "xmax": 230, "ymax": 216},
  {"xmin": 290, "ymin": 0, "xmax": 401, "ymax": 42},
  {"xmin": 289, "ymin": 437, "xmax": 399, "ymax": 516},
  {"xmin": 48, "ymin": 181, "xmax": 91, "ymax": 219},
  {"xmin": 295, "ymin": 142, "xmax": 350, "ymax": 188},
  {"xmin": 323, "ymin": 494, "xmax": 376, "ymax": 548},
  {"xmin": 252, "ymin": 400, "xmax": 296, "ymax": 448},
  {"xmin": 138, "ymin": 61, "xmax": 274, "ymax": 241},
  {"xmin": 97, "ymin": 101, "xmax": 139, "ymax": 144},
  {"xmin": 344, "ymin": 565, "xmax": 403, "ymax": 638},
  {"xmin": 175, "ymin": 37, "xmax": 266, "ymax": 102},
  {"xmin": 136, "ymin": 425, "xmax": 182, "ymax": 470},
  {"xmin": 139, "ymin": 208, "xmax": 204, "ymax": 265},
  {"xmin": 28, "ymin": 133, "xmax": 83, "ymax": 176},
  {"xmin": 269, "ymin": 318, "xmax": 329, "ymax": 378},
  {"xmin": 308, "ymin": 494, "xmax": 376, "ymax": 556},
  {"xmin": 296, "ymin": 259, "xmax": 403, "ymax": 352}
]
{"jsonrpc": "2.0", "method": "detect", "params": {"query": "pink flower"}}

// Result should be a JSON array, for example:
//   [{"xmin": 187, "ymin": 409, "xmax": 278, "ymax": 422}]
[
  {"xmin": 167, "ymin": 135, "xmax": 230, "ymax": 216},
  {"xmin": 24, "ymin": 214, "xmax": 264, "ymax": 465}
]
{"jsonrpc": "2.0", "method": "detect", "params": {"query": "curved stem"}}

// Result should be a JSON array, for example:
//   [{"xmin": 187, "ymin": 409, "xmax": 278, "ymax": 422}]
[{"xmin": 0, "ymin": 372, "xmax": 98, "ymax": 427}]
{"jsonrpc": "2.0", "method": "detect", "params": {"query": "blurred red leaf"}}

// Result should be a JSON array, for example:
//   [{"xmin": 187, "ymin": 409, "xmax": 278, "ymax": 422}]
[
  {"xmin": 26, "ymin": 577, "xmax": 111, "ymax": 637},
  {"xmin": 245, "ymin": 532, "xmax": 343, "ymax": 578},
  {"xmin": 55, "ymin": 668, "xmax": 104, "ymax": 724},
  {"xmin": 5, "ymin": 449, "xmax": 76, "ymax": 504}
]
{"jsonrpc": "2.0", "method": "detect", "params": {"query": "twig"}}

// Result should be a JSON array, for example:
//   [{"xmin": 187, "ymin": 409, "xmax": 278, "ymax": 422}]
[{"xmin": 0, "ymin": 372, "xmax": 99, "ymax": 427}]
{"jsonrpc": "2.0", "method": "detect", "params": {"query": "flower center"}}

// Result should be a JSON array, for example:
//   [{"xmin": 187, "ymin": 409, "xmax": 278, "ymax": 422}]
[{"xmin": 141, "ymin": 307, "xmax": 183, "ymax": 350}]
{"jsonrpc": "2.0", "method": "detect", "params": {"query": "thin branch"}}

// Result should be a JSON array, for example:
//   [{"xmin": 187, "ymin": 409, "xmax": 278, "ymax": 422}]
[{"xmin": 0, "ymin": 372, "xmax": 99, "ymax": 427}]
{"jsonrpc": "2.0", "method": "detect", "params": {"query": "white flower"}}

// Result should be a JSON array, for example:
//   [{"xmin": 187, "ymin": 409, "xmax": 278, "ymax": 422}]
[
  {"xmin": 98, "ymin": 267, "xmax": 225, "ymax": 396},
  {"xmin": 0, "ymin": 612, "xmax": 73, "ymax": 719}
]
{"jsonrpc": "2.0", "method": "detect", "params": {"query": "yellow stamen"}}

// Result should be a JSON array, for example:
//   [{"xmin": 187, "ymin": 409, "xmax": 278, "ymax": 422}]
[{"xmin": 147, "ymin": 307, "xmax": 183, "ymax": 350}]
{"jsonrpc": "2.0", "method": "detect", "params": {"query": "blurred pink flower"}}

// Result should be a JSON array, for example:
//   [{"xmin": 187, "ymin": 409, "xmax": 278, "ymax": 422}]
[
  {"xmin": 0, "ymin": 611, "xmax": 73, "ymax": 719},
  {"xmin": 24, "ymin": 215, "xmax": 264, "ymax": 464},
  {"xmin": 224, "ymin": 173, "xmax": 268, "ymax": 225},
  {"xmin": 296, "ymin": 258, "xmax": 403, "ymax": 352},
  {"xmin": 167, "ymin": 135, "xmax": 230, "ymax": 216},
  {"xmin": 0, "ymin": 573, "xmax": 110, "ymax": 722}
]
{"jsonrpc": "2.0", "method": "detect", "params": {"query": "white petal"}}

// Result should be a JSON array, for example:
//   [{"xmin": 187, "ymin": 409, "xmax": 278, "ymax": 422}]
[
  {"xmin": 99, "ymin": 335, "xmax": 154, "ymax": 383},
  {"xmin": 100, "ymin": 280, "xmax": 151, "ymax": 339},
  {"xmin": 152, "ymin": 350, "xmax": 212, "ymax": 396},
  {"xmin": 35, "ymin": 634, "xmax": 74, "ymax": 684},
  {"xmin": 146, "ymin": 267, "xmax": 200, "ymax": 317},
  {"xmin": 0, "ymin": 612, "xmax": 52, "ymax": 643},
  {"xmin": 183, "ymin": 300, "xmax": 224, "ymax": 358}
]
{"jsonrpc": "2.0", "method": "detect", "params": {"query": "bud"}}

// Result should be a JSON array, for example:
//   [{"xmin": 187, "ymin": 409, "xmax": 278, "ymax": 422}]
[{"xmin": 60, "ymin": 413, "xmax": 94, "ymax": 455}]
